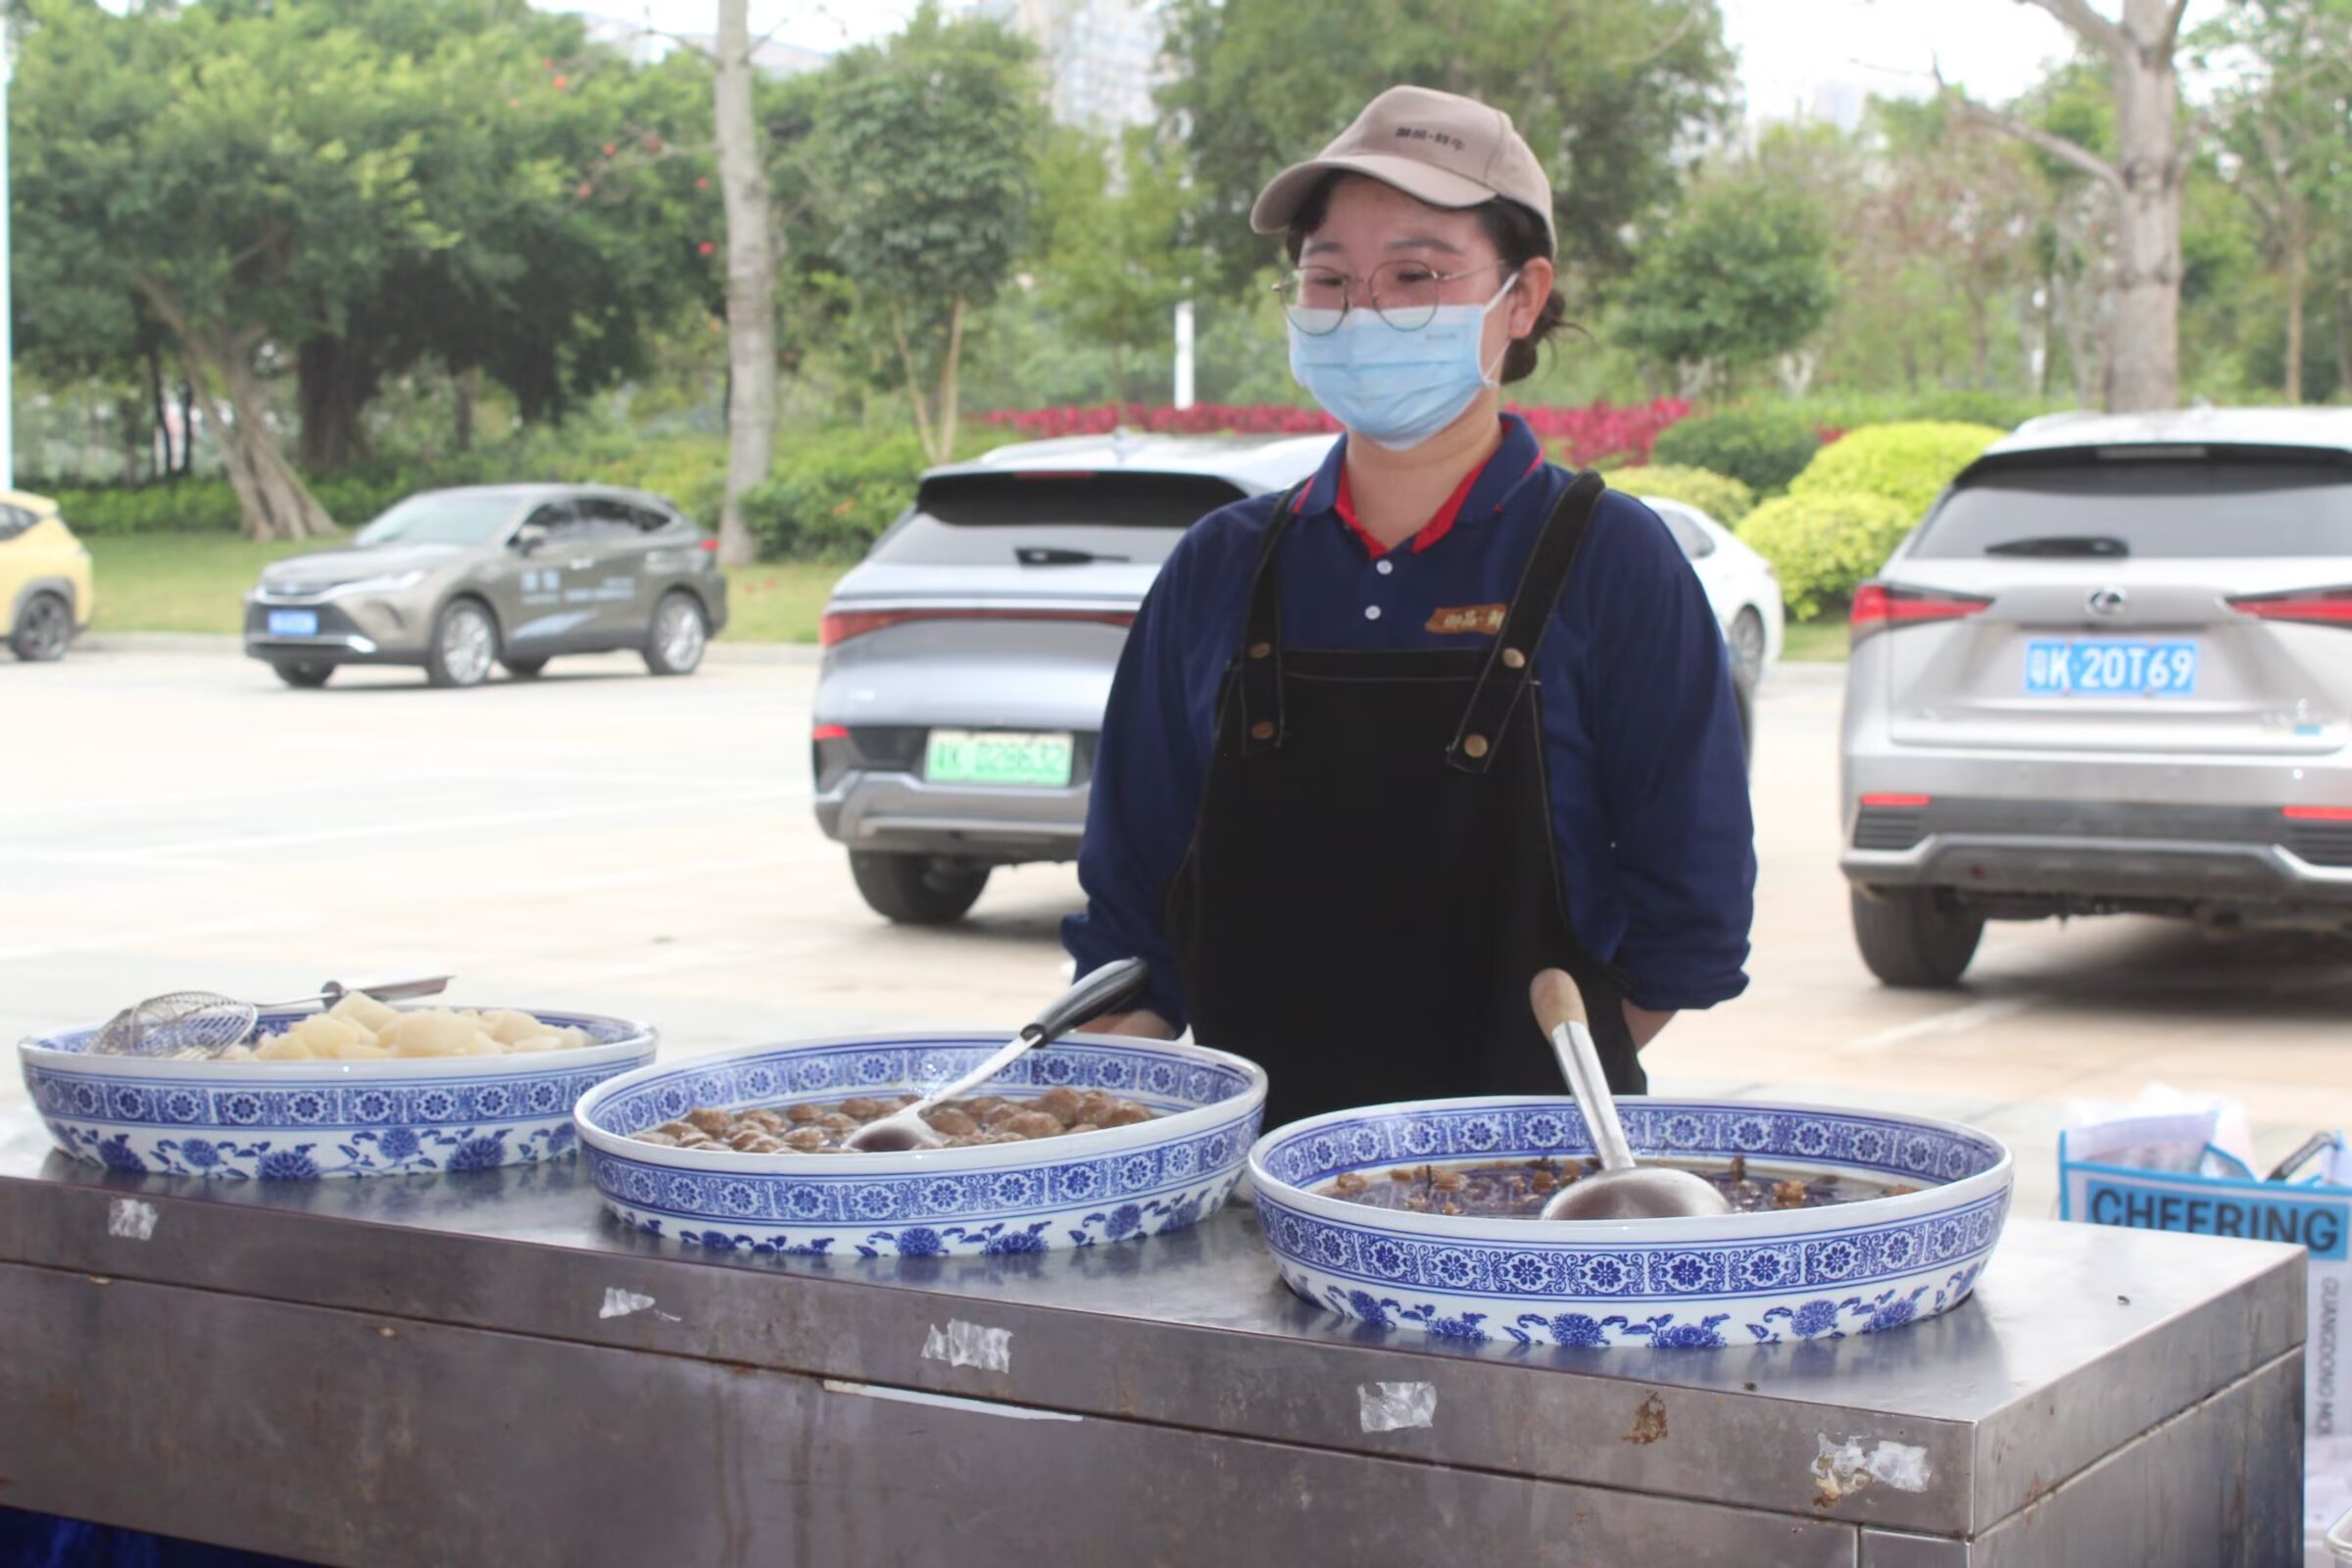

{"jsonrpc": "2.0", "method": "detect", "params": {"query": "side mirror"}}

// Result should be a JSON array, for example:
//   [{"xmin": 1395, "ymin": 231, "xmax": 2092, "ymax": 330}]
[{"xmin": 513, "ymin": 523, "xmax": 548, "ymax": 556}]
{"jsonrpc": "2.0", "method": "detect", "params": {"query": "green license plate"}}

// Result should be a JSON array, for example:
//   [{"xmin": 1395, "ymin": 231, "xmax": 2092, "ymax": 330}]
[{"xmin": 923, "ymin": 729, "xmax": 1075, "ymax": 788}]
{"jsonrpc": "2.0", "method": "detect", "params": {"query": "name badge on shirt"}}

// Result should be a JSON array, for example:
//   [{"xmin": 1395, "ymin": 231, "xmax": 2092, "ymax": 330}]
[{"xmin": 1426, "ymin": 603, "xmax": 1507, "ymax": 636}]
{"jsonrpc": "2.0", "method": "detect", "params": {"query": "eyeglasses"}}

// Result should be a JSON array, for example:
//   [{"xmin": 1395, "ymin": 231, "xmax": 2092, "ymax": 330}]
[{"xmin": 1273, "ymin": 259, "xmax": 1509, "ymax": 334}]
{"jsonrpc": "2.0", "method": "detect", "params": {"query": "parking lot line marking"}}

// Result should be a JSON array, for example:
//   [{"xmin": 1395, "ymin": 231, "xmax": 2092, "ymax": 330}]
[
  {"xmin": 134, "ymin": 785, "xmax": 800, "ymax": 860},
  {"xmin": 0, "ymin": 910, "xmax": 318, "ymax": 964},
  {"xmin": 1844, "ymin": 998, "xmax": 2033, "ymax": 1054}
]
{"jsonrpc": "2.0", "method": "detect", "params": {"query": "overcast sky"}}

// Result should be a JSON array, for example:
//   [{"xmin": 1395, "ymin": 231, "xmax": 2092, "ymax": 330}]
[{"xmin": 548, "ymin": 1, "xmax": 2227, "ymax": 116}]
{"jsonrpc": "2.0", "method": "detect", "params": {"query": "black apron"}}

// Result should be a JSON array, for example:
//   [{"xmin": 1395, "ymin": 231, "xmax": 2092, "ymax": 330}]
[{"xmin": 1163, "ymin": 469, "xmax": 1645, "ymax": 1134}]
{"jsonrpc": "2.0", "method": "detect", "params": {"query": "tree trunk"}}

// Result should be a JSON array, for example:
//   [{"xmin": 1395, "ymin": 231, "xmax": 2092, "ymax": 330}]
[
  {"xmin": 147, "ymin": 342, "xmax": 174, "ymax": 479},
  {"xmin": 181, "ymin": 330, "xmax": 338, "ymax": 542},
  {"xmin": 2282, "ymin": 218, "xmax": 2307, "ymax": 404},
  {"xmin": 936, "ymin": 293, "xmax": 965, "ymax": 463},
  {"xmin": 713, "ymin": 0, "xmax": 778, "ymax": 567},
  {"xmin": 175, "ymin": 378, "xmax": 196, "ymax": 476},
  {"xmin": 2334, "ymin": 284, "xmax": 2352, "ymax": 404},
  {"xmin": 452, "ymin": 366, "xmax": 478, "ymax": 453},
  {"xmin": 2099, "ymin": 0, "xmax": 2183, "ymax": 412},
  {"xmin": 296, "ymin": 336, "xmax": 378, "ymax": 473}
]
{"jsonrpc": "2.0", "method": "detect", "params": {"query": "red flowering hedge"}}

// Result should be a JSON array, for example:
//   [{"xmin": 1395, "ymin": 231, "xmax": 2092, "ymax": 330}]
[{"xmin": 972, "ymin": 399, "xmax": 1692, "ymax": 468}]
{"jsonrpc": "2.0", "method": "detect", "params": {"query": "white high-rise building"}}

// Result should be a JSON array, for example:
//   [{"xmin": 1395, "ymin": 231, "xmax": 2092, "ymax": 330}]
[{"xmin": 983, "ymin": 0, "xmax": 1164, "ymax": 132}]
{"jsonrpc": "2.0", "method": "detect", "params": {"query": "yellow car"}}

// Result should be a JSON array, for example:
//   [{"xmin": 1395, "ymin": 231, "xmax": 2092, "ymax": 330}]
[{"xmin": 1, "ymin": 490, "xmax": 94, "ymax": 662}]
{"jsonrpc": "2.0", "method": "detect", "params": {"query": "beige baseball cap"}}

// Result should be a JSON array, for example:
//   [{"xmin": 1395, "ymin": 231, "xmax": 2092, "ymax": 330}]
[{"xmin": 1250, "ymin": 85, "xmax": 1556, "ymax": 256}]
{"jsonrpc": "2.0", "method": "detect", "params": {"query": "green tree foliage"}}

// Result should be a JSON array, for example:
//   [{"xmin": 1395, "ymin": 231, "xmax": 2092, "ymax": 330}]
[
  {"xmin": 1739, "ymin": 491, "xmax": 1917, "ymax": 620},
  {"xmin": 1616, "ymin": 173, "xmax": 1835, "ymax": 395},
  {"xmin": 1788, "ymin": 422, "xmax": 2006, "ymax": 517},
  {"xmin": 1603, "ymin": 465, "xmax": 1755, "ymax": 524},
  {"xmin": 1158, "ymin": 0, "xmax": 1735, "ymax": 297},
  {"xmin": 813, "ymin": 4, "xmax": 1045, "ymax": 462},
  {"xmin": 1029, "ymin": 125, "xmax": 1198, "ymax": 405},
  {"xmin": 1650, "ymin": 408, "xmax": 1823, "ymax": 497}
]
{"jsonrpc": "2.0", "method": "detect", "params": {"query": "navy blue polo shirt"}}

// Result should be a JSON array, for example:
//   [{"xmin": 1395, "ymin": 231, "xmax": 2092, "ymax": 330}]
[{"xmin": 1063, "ymin": 414, "xmax": 1755, "ymax": 1031}]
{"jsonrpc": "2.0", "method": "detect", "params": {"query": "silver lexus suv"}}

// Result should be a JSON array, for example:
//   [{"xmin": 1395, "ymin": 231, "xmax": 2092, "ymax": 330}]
[
  {"xmin": 244, "ymin": 484, "xmax": 728, "ymax": 688},
  {"xmin": 1841, "ymin": 408, "xmax": 2352, "ymax": 986}
]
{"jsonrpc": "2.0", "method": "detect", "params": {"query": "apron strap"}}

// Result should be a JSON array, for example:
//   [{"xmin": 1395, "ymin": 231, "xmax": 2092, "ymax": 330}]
[
  {"xmin": 1446, "ymin": 469, "xmax": 1608, "ymax": 774},
  {"xmin": 1237, "ymin": 481, "xmax": 1308, "ymax": 757}
]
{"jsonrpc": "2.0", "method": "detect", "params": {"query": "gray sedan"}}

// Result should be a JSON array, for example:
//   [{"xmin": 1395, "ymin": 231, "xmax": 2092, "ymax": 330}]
[{"xmin": 243, "ymin": 485, "xmax": 728, "ymax": 688}]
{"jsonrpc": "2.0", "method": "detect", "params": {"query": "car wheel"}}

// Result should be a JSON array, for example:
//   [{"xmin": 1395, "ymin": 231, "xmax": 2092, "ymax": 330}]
[
  {"xmin": 271, "ymin": 661, "xmax": 334, "ymax": 689},
  {"xmin": 425, "ymin": 599, "xmax": 498, "ymax": 688},
  {"xmin": 1727, "ymin": 608, "xmax": 1767, "ymax": 691},
  {"xmin": 502, "ymin": 658, "xmax": 549, "ymax": 679},
  {"xmin": 644, "ymin": 591, "xmax": 708, "ymax": 676},
  {"xmin": 849, "ymin": 851, "xmax": 990, "ymax": 925},
  {"xmin": 10, "ymin": 592, "xmax": 72, "ymax": 662},
  {"xmin": 1850, "ymin": 887, "xmax": 1985, "ymax": 988}
]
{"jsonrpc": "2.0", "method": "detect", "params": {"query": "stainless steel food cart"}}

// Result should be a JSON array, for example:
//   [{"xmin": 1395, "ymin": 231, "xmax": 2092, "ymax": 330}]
[{"xmin": 0, "ymin": 1120, "xmax": 2304, "ymax": 1566}]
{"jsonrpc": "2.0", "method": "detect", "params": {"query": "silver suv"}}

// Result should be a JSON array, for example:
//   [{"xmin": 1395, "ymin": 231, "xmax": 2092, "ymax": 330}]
[
  {"xmin": 810, "ymin": 433, "xmax": 1333, "ymax": 923},
  {"xmin": 1840, "ymin": 408, "xmax": 2352, "ymax": 986},
  {"xmin": 244, "ymin": 484, "xmax": 728, "ymax": 688}
]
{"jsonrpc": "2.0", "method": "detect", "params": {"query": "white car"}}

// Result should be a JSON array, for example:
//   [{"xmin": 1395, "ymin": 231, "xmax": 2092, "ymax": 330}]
[{"xmin": 1638, "ymin": 495, "xmax": 1786, "ymax": 753}]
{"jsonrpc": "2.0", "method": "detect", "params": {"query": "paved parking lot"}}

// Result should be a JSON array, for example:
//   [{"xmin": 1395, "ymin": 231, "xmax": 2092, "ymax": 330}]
[{"xmin": 6, "ymin": 640, "xmax": 2349, "ymax": 1218}]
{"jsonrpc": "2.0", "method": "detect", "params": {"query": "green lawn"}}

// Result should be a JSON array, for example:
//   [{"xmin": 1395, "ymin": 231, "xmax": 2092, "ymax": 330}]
[
  {"xmin": 85, "ymin": 534, "xmax": 850, "ymax": 642},
  {"xmin": 1782, "ymin": 618, "xmax": 1848, "ymax": 662}
]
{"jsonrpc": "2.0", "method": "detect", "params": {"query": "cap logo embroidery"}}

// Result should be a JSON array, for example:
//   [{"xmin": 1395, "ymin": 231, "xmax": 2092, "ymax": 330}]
[
  {"xmin": 1425, "ymin": 604, "xmax": 1506, "ymax": 636},
  {"xmin": 1395, "ymin": 126, "xmax": 1467, "ymax": 153}
]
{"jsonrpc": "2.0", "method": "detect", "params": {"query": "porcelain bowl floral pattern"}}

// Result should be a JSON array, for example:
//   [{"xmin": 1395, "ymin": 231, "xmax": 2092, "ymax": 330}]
[
  {"xmin": 1249, "ymin": 1096, "xmax": 2013, "ymax": 1347},
  {"xmin": 19, "ymin": 1007, "xmax": 657, "ymax": 1179},
  {"xmin": 573, "ymin": 1033, "xmax": 1267, "ymax": 1256}
]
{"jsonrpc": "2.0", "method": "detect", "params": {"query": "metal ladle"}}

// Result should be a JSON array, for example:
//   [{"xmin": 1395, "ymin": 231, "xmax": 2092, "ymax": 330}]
[
  {"xmin": 846, "ymin": 958, "xmax": 1152, "ymax": 1152},
  {"xmin": 1530, "ymin": 968, "xmax": 1733, "ymax": 1222}
]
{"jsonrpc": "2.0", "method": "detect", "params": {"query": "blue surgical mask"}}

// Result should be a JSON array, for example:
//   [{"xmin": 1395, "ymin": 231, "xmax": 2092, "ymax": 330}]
[{"xmin": 1289, "ymin": 271, "xmax": 1520, "ymax": 451}]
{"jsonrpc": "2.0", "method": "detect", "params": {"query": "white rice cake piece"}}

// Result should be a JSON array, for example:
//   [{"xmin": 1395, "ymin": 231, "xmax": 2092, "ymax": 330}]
[
  {"xmin": 252, "ymin": 1032, "xmax": 315, "ymax": 1061},
  {"xmin": 326, "ymin": 992, "xmax": 399, "ymax": 1033},
  {"xmin": 377, "ymin": 1008, "xmax": 481, "ymax": 1058},
  {"xmin": 482, "ymin": 1009, "xmax": 547, "ymax": 1047}
]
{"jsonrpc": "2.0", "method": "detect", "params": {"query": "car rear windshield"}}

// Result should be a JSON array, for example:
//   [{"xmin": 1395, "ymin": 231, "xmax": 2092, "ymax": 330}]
[
  {"xmin": 1915, "ymin": 449, "xmax": 2352, "ymax": 559},
  {"xmin": 869, "ymin": 471, "xmax": 1252, "ymax": 565}
]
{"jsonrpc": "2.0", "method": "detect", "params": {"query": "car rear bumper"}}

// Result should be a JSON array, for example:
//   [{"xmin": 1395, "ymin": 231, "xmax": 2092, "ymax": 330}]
[
  {"xmin": 814, "ymin": 769, "xmax": 1089, "ymax": 862},
  {"xmin": 1840, "ymin": 797, "xmax": 2352, "ymax": 908}
]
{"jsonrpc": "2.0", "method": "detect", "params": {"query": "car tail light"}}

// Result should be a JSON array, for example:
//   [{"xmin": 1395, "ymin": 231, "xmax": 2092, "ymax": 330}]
[
  {"xmin": 2225, "ymin": 586, "xmax": 2352, "ymax": 626},
  {"xmin": 2283, "ymin": 805, "xmax": 2352, "ymax": 822},
  {"xmin": 1861, "ymin": 793, "xmax": 1933, "ymax": 808},
  {"xmin": 818, "ymin": 607, "xmax": 1138, "ymax": 648},
  {"xmin": 699, "ymin": 537, "xmax": 720, "ymax": 553},
  {"xmin": 811, "ymin": 724, "xmax": 850, "ymax": 742},
  {"xmin": 1849, "ymin": 583, "xmax": 1992, "ymax": 646}
]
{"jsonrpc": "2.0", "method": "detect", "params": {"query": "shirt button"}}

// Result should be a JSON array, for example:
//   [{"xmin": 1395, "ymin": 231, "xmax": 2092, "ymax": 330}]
[
  {"xmin": 1363, "ymin": 606, "xmax": 1382, "ymax": 620},
  {"xmin": 1376, "ymin": 560, "xmax": 1394, "ymax": 575}
]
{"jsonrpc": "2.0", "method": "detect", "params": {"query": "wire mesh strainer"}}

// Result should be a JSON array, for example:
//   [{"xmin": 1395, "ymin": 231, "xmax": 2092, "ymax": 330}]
[{"xmin": 86, "ymin": 977, "xmax": 453, "ymax": 1060}]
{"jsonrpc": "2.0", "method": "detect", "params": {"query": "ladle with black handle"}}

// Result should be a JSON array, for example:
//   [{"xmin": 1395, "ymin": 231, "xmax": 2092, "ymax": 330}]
[
  {"xmin": 847, "ymin": 958, "xmax": 1152, "ymax": 1152},
  {"xmin": 1530, "ymin": 968, "xmax": 1733, "ymax": 1221}
]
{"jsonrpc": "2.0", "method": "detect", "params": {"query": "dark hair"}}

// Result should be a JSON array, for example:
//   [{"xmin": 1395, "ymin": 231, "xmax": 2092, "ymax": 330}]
[{"xmin": 1282, "ymin": 172, "xmax": 1572, "ymax": 383}]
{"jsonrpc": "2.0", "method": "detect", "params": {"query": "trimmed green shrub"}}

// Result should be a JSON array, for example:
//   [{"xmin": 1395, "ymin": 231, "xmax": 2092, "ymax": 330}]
[
  {"xmin": 738, "ymin": 431, "xmax": 934, "ymax": 563},
  {"xmin": 1788, "ymin": 421, "xmax": 2005, "ymax": 518},
  {"xmin": 1739, "ymin": 490, "xmax": 1918, "ymax": 621},
  {"xmin": 1649, "ymin": 407, "xmax": 1824, "ymax": 497},
  {"xmin": 1604, "ymin": 465, "xmax": 1757, "ymax": 525},
  {"xmin": 51, "ymin": 481, "xmax": 243, "ymax": 535}
]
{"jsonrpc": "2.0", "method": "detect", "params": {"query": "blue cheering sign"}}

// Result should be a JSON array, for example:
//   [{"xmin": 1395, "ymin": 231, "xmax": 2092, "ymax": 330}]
[{"xmin": 2082, "ymin": 1179, "xmax": 2347, "ymax": 1261}]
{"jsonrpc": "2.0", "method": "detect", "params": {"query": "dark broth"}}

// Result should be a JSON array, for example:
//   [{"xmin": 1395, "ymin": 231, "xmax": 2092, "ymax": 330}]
[{"xmin": 1316, "ymin": 1154, "xmax": 1918, "ymax": 1217}]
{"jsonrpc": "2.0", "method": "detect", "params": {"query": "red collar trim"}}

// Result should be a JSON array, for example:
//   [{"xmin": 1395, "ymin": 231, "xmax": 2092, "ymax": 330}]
[{"xmin": 1323, "ymin": 447, "xmax": 1544, "ymax": 559}]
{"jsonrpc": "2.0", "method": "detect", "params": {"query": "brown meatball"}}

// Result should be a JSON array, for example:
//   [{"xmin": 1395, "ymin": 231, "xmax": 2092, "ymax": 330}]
[
  {"xmin": 656, "ymin": 1120, "xmax": 699, "ymax": 1140},
  {"xmin": 1773, "ymin": 1180, "xmax": 1810, "ymax": 1210},
  {"xmin": 923, "ymin": 1107, "xmax": 980, "ymax": 1138},
  {"xmin": 999, "ymin": 1110, "xmax": 1066, "ymax": 1141},
  {"xmin": 839, "ymin": 1098, "xmax": 884, "ymax": 1121},
  {"xmin": 632, "ymin": 1131, "xmax": 681, "ymax": 1148},
  {"xmin": 726, "ymin": 1128, "xmax": 771, "ymax": 1151},
  {"xmin": 738, "ymin": 1136, "xmax": 786, "ymax": 1154},
  {"xmin": 1075, "ymin": 1091, "xmax": 1123, "ymax": 1126},
  {"xmin": 784, "ymin": 1102, "xmax": 823, "ymax": 1124},
  {"xmin": 1102, "ymin": 1102, "xmax": 1153, "ymax": 1128},
  {"xmin": 686, "ymin": 1107, "xmax": 734, "ymax": 1137},
  {"xmin": 961, "ymin": 1097, "xmax": 1006, "ymax": 1117},
  {"xmin": 1032, "ymin": 1088, "xmax": 1085, "ymax": 1126},
  {"xmin": 816, "ymin": 1112, "xmax": 860, "ymax": 1134},
  {"xmin": 781, "ymin": 1126, "xmax": 832, "ymax": 1153},
  {"xmin": 1065, "ymin": 1123, "xmax": 1102, "ymax": 1137},
  {"xmin": 980, "ymin": 1102, "xmax": 1027, "ymax": 1130}
]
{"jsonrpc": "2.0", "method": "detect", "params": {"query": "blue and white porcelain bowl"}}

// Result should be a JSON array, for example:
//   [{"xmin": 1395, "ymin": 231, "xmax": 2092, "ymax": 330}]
[
  {"xmin": 19, "ymin": 1006, "xmax": 657, "ymax": 1179},
  {"xmin": 574, "ymin": 1033, "xmax": 1267, "ymax": 1256},
  {"xmin": 1249, "ymin": 1097, "xmax": 2013, "ymax": 1348}
]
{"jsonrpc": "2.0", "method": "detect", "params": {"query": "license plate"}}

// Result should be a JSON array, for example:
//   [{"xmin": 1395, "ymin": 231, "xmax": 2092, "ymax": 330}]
[
  {"xmin": 2025, "ymin": 639, "xmax": 2198, "ymax": 697},
  {"xmin": 924, "ymin": 729, "xmax": 1074, "ymax": 788},
  {"xmin": 267, "ymin": 610, "xmax": 319, "ymax": 637}
]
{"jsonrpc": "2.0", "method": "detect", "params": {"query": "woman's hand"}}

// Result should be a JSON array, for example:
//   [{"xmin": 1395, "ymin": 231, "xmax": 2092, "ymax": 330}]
[
  {"xmin": 1626, "ymin": 1002, "xmax": 1675, "ymax": 1051},
  {"xmin": 1081, "ymin": 1008, "xmax": 1178, "ymax": 1040}
]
